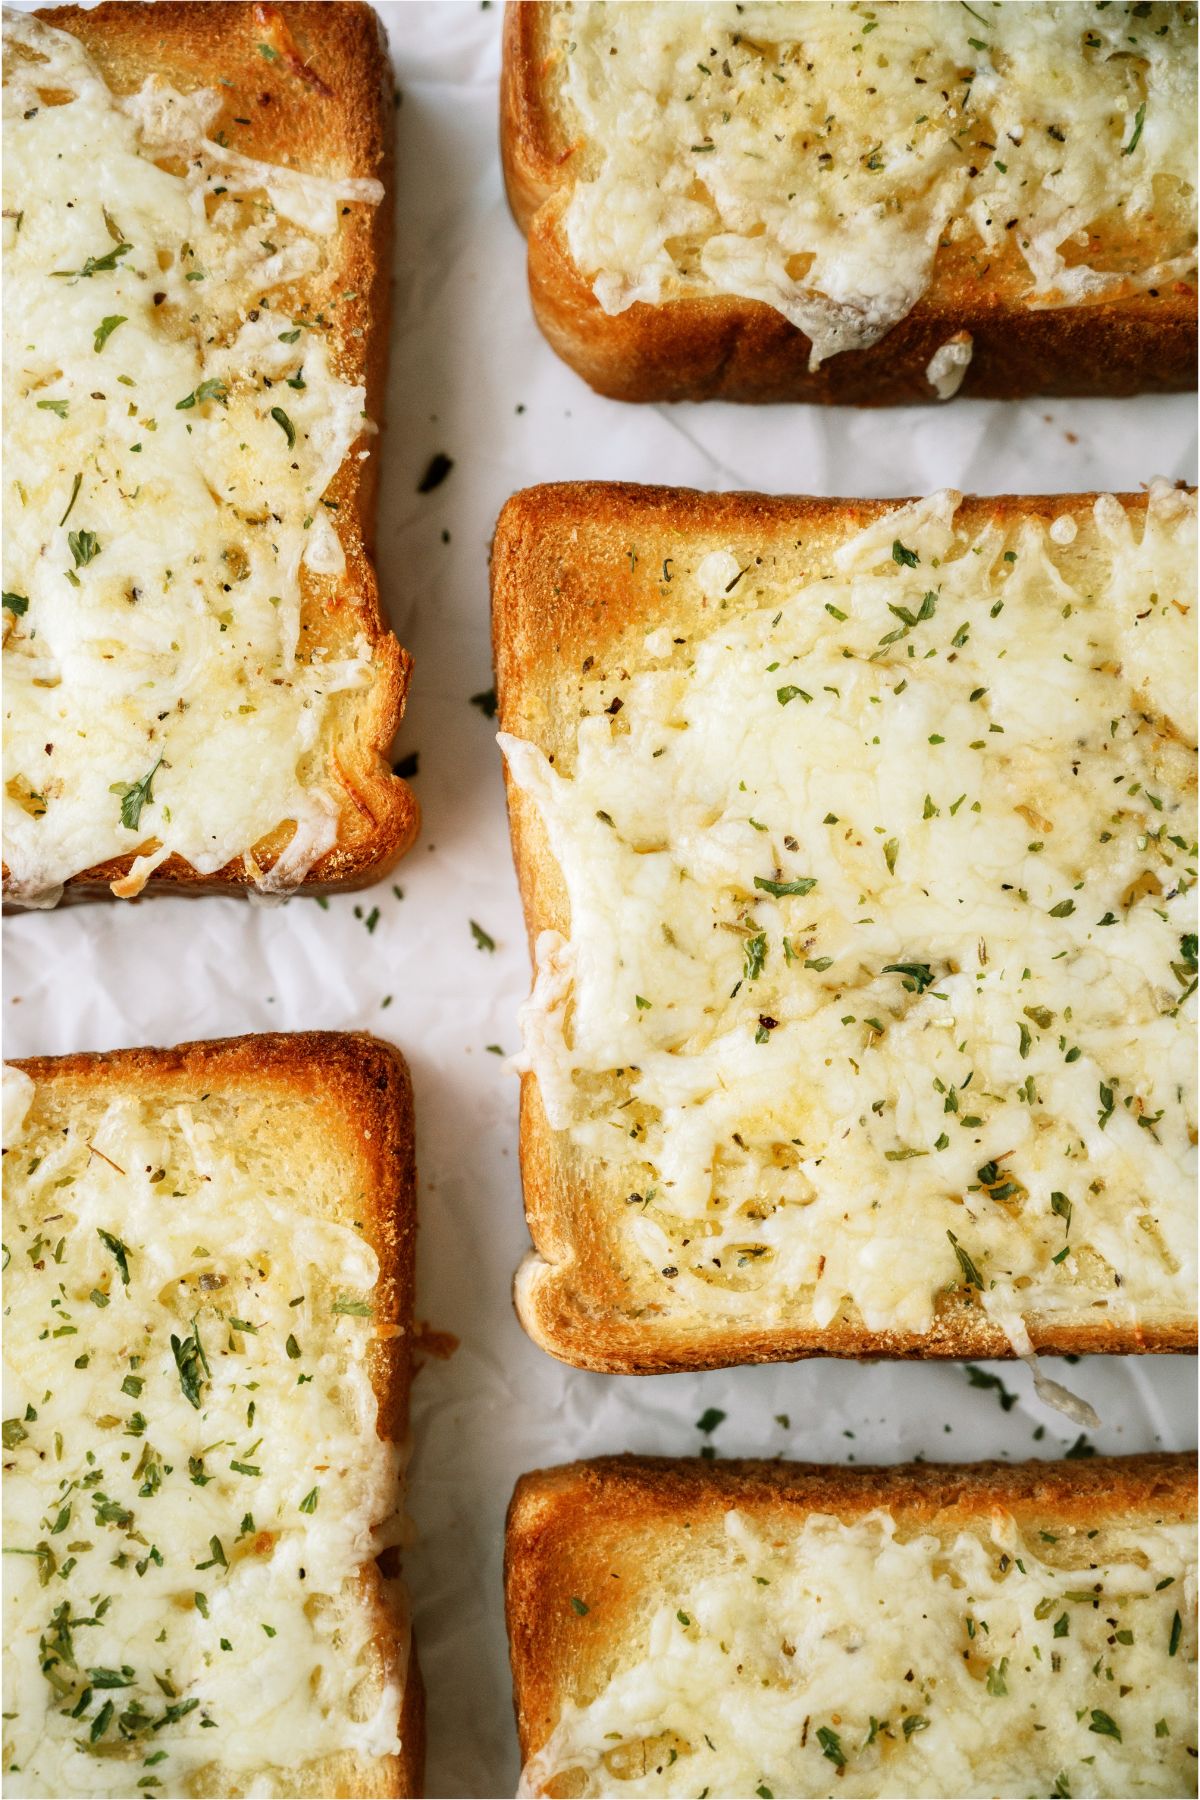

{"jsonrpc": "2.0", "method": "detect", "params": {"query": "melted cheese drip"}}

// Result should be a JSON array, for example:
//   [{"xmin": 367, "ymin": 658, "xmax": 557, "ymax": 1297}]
[
  {"xmin": 554, "ymin": 1, "xmax": 1198, "ymax": 366},
  {"xmin": 1, "ymin": 1065, "xmax": 403, "ymax": 1796},
  {"xmin": 503, "ymin": 485, "xmax": 1198, "ymax": 1341},
  {"xmin": 520, "ymin": 1506, "xmax": 1198, "ymax": 1798},
  {"xmin": 2, "ymin": 12, "xmax": 384, "ymax": 904}
]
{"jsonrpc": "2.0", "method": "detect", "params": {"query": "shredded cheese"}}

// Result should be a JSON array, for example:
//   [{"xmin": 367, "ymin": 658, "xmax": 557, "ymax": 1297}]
[
  {"xmin": 521, "ymin": 1504, "xmax": 1197, "ymax": 1798},
  {"xmin": 503, "ymin": 485, "xmax": 1198, "ymax": 1346},
  {"xmin": 2, "ymin": 12, "xmax": 384, "ymax": 904},
  {"xmin": 1, "ymin": 1063, "xmax": 403, "ymax": 1795},
  {"xmin": 554, "ymin": 1, "xmax": 1197, "ymax": 368},
  {"xmin": 925, "ymin": 331, "xmax": 974, "ymax": 400}
]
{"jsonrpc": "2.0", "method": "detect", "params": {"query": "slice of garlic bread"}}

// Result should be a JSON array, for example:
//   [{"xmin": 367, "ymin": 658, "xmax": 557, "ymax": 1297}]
[
  {"xmin": 502, "ymin": 1, "xmax": 1198, "ymax": 403},
  {"xmin": 493, "ymin": 481, "xmax": 1198, "ymax": 1371},
  {"xmin": 506, "ymin": 1452, "xmax": 1198, "ymax": 1800},
  {"xmin": 3, "ymin": 4, "xmax": 417, "ymax": 906},
  {"xmin": 2, "ymin": 1032, "xmax": 422, "ymax": 1798}
]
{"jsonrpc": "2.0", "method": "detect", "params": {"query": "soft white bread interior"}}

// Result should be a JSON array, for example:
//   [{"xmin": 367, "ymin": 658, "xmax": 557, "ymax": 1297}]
[{"xmin": 1, "ymin": 1033, "xmax": 423, "ymax": 1798}]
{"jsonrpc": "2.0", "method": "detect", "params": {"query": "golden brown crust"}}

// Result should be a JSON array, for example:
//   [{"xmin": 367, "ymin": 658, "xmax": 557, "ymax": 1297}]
[
  {"xmin": 501, "ymin": 1, "xmax": 1198, "ymax": 404},
  {"xmin": 492, "ymin": 481, "xmax": 1198, "ymax": 1374},
  {"xmin": 8, "ymin": 2, "xmax": 417, "ymax": 905},
  {"xmin": 505, "ymin": 1451, "xmax": 1199, "ymax": 1778},
  {"xmin": 10, "ymin": 1031, "xmax": 424, "ymax": 1798}
]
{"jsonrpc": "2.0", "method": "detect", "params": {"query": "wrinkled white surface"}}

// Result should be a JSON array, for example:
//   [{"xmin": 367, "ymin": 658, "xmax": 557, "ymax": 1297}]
[{"xmin": 1, "ymin": 6, "xmax": 1196, "ymax": 1797}]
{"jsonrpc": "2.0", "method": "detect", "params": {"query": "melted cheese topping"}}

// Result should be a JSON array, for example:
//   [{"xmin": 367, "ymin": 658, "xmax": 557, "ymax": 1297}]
[
  {"xmin": 521, "ymin": 1505, "xmax": 1198, "ymax": 1798},
  {"xmin": 2, "ymin": 13, "xmax": 384, "ymax": 905},
  {"xmin": 554, "ymin": 1, "xmax": 1198, "ymax": 366},
  {"xmin": 1, "ymin": 1064, "xmax": 403, "ymax": 1796},
  {"xmin": 503, "ymin": 485, "xmax": 1198, "ymax": 1343}
]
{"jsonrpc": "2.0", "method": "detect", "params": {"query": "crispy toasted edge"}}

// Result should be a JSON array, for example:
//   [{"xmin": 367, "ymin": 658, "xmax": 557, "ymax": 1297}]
[
  {"xmin": 491, "ymin": 481, "xmax": 1199, "ymax": 1372},
  {"xmin": 8, "ymin": 1029, "xmax": 424, "ymax": 1797},
  {"xmin": 505, "ymin": 1451, "xmax": 1199, "ymax": 1783},
  {"xmin": 500, "ymin": 1, "xmax": 1197, "ymax": 403},
  {"xmin": 7, "ymin": 2, "xmax": 417, "ymax": 904}
]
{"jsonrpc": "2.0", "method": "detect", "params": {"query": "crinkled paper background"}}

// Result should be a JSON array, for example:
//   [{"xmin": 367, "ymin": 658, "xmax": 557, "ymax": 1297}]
[{"xmin": 3, "ymin": 5, "xmax": 1196, "ymax": 1795}]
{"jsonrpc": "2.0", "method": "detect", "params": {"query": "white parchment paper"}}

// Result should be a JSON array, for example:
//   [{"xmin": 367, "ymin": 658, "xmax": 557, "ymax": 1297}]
[{"xmin": 3, "ymin": 6, "xmax": 1196, "ymax": 1795}]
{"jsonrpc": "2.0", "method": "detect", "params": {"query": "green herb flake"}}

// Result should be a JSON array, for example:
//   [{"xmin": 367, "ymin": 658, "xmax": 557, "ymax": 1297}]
[
  {"xmin": 59, "ymin": 472, "xmax": 82, "ymax": 526},
  {"xmin": 754, "ymin": 875, "xmax": 816, "ymax": 898},
  {"xmin": 947, "ymin": 1230, "xmax": 983, "ymax": 1288},
  {"xmin": 816, "ymin": 1724, "xmax": 845, "ymax": 1766},
  {"xmin": 170, "ymin": 1319, "xmax": 209, "ymax": 1410},
  {"xmin": 1122, "ymin": 101, "xmax": 1146, "ymax": 155},
  {"xmin": 1050, "ymin": 1191, "xmax": 1073, "ymax": 1234},
  {"xmin": 96, "ymin": 1230, "xmax": 131, "ymax": 1286},
  {"xmin": 882, "ymin": 961, "xmax": 934, "ymax": 993},
  {"xmin": 109, "ymin": 756, "xmax": 163, "ymax": 832},
  {"xmin": 53, "ymin": 242, "xmax": 131, "ymax": 280},
  {"xmin": 175, "ymin": 378, "xmax": 227, "ymax": 411},
  {"xmin": 743, "ymin": 934, "xmax": 767, "ymax": 982},
  {"xmin": 965, "ymin": 1365, "xmax": 1016, "ymax": 1411},
  {"xmin": 94, "ymin": 314, "xmax": 127, "ymax": 352},
  {"xmin": 68, "ymin": 529, "xmax": 101, "ymax": 568}
]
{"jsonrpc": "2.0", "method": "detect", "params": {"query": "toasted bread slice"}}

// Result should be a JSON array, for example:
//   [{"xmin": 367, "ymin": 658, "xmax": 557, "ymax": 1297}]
[
  {"xmin": 2, "ymin": 1032, "xmax": 422, "ymax": 1798},
  {"xmin": 507, "ymin": 1452, "xmax": 1198, "ymax": 1799},
  {"xmin": 493, "ymin": 481, "xmax": 1198, "ymax": 1373},
  {"xmin": 502, "ymin": 2, "xmax": 1198, "ymax": 403},
  {"xmin": 3, "ymin": 4, "xmax": 417, "ymax": 906}
]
